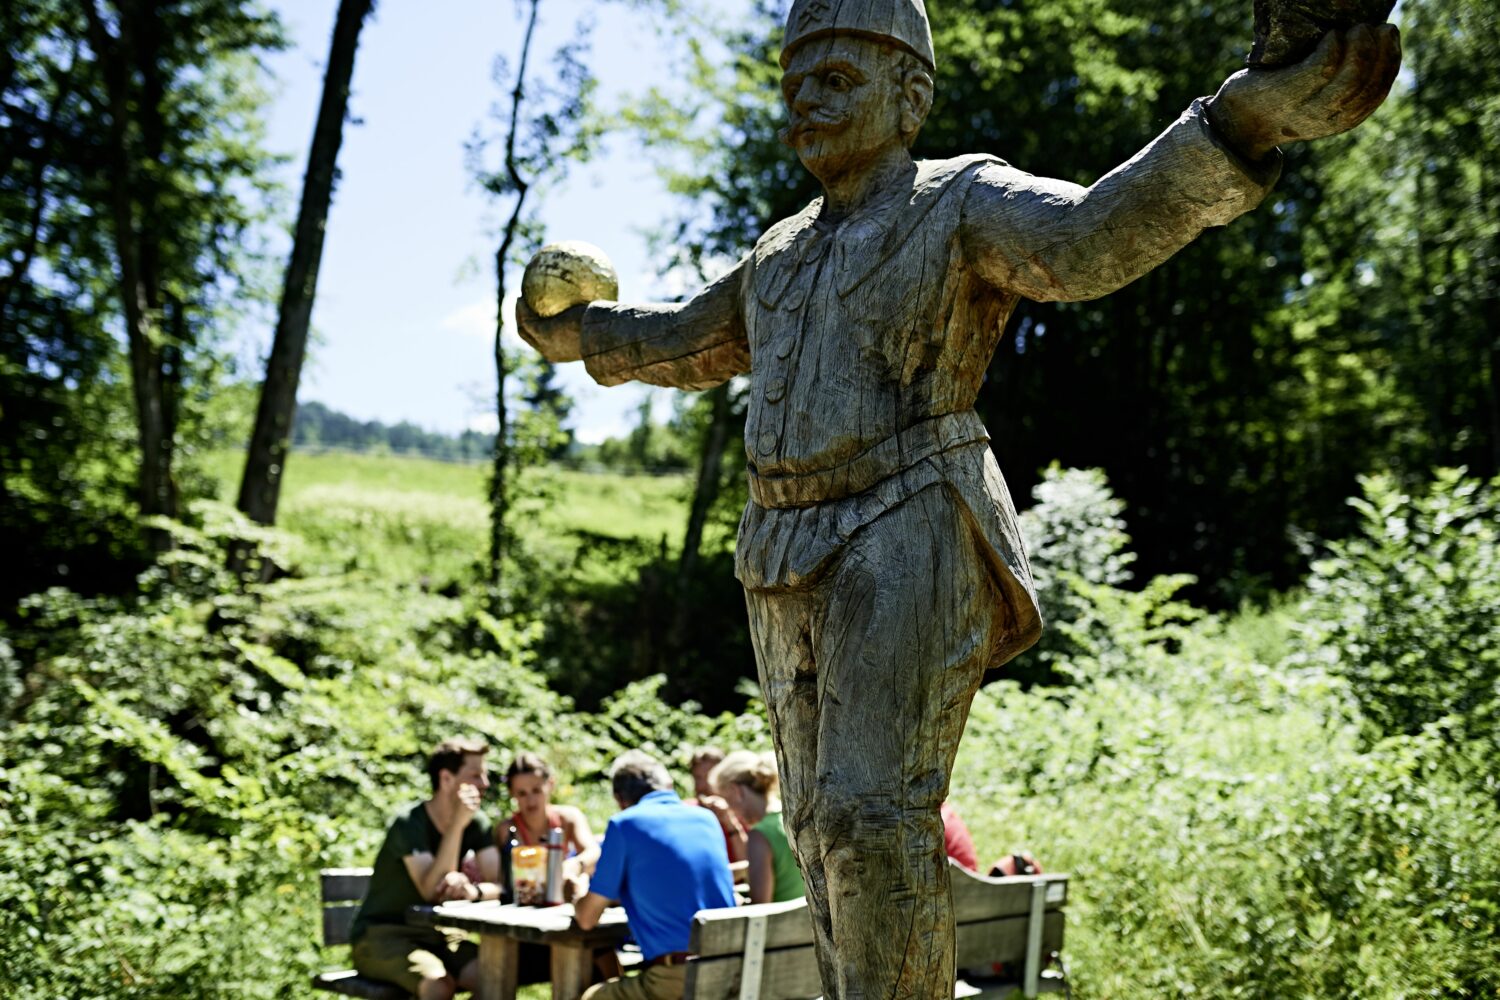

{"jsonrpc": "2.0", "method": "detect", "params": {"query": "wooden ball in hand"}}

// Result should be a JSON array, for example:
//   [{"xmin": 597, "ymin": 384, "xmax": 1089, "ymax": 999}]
[
  {"xmin": 521, "ymin": 241, "xmax": 619, "ymax": 318},
  {"xmin": 1249, "ymin": 0, "xmax": 1396, "ymax": 68}
]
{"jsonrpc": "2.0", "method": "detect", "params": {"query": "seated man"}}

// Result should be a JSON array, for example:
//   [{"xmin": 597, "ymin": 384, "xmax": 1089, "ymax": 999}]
[
  {"xmin": 575, "ymin": 750, "xmax": 738, "ymax": 1000},
  {"xmin": 350, "ymin": 737, "xmax": 503, "ymax": 1000}
]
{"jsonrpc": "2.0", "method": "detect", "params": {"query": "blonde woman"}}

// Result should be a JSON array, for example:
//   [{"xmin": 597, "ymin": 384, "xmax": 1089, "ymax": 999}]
[{"xmin": 709, "ymin": 750, "xmax": 805, "ymax": 903}]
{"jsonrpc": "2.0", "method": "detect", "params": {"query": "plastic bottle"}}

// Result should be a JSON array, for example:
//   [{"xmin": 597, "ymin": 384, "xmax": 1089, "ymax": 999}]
[{"xmin": 544, "ymin": 826, "xmax": 565, "ymax": 905}]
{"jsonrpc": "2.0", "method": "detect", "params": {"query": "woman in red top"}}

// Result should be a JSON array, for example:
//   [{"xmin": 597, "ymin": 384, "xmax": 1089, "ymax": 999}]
[{"xmin": 503, "ymin": 752, "xmax": 601, "ymax": 876}]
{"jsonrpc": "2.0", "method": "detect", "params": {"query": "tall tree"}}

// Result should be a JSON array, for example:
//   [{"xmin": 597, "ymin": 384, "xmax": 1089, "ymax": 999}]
[
  {"xmin": 2, "ymin": 0, "xmax": 281, "ymax": 588},
  {"xmin": 237, "ymin": 0, "xmax": 376, "ymax": 544},
  {"xmin": 84, "ymin": 0, "xmax": 182, "ymax": 550},
  {"xmin": 469, "ymin": 0, "xmax": 597, "ymax": 599}
]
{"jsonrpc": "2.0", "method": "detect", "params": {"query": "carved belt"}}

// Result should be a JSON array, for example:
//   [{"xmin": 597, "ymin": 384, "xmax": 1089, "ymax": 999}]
[{"xmin": 747, "ymin": 410, "xmax": 991, "ymax": 509}]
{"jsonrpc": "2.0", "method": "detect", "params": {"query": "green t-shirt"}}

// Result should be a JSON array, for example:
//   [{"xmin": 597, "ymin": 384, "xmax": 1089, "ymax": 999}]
[
  {"xmin": 753, "ymin": 811, "xmax": 806, "ymax": 902},
  {"xmin": 350, "ymin": 802, "xmax": 494, "ymax": 943}
]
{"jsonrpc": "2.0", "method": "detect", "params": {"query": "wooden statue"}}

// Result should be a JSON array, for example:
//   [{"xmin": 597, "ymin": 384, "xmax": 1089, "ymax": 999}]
[{"xmin": 517, "ymin": 1, "xmax": 1400, "ymax": 994}]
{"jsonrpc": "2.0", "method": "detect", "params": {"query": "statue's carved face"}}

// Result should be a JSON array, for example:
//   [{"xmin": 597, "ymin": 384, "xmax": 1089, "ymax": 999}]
[{"xmin": 780, "ymin": 36, "xmax": 913, "ymax": 183}]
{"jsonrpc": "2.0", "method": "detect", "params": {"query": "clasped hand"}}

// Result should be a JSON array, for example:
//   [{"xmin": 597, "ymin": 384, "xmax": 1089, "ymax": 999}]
[
  {"xmin": 1208, "ymin": 23, "xmax": 1402, "ymax": 162},
  {"xmin": 515, "ymin": 297, "xmax": 586, "ymax": 364},
  {"xmin": 437, "ymin": 869, "xmax": 480, "ymax": 902}
]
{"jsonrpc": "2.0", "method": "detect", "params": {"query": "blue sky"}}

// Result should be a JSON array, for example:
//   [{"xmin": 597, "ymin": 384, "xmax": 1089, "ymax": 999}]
[{"xmin": 257, "ymin": 0, "xmax": 749, "ymax": 442}]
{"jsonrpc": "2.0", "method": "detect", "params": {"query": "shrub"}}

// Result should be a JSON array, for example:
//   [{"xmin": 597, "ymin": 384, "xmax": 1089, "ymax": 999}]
[{"xmin": 1294, "ymin": 469, "xmax": 1500, "ymax": 756}]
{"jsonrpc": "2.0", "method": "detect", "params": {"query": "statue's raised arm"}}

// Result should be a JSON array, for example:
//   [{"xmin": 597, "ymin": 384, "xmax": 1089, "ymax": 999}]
[
  {"xmin": 515, "ymin": 254, "xmax": 751, "ymax": 391},
  {"xmin": 960, "ymin": 21, "xmax": 1400, "ymax": 304}
]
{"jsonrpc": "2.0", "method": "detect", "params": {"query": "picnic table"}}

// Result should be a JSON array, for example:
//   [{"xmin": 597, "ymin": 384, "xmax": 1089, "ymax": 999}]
[{"xmin": 407, "ymin": 900, "xmax": 631, "ymax": 1000}]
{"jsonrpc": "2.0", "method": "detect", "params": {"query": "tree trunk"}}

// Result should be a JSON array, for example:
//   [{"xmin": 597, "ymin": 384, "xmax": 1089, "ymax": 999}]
[
  {"xmin": 1480, "ymin": 158, "xmax": 1500, "ymax": 475},
  {"xmin": 487, "ymin": 0, "xmax": 541, "ymax": 601},
  {"xmin": 489, "ymin": 253, "xmax": 512, "ymax": 595},
  {"xmin": 238, "ymin": 0, "xmax": 374, "ymax": 535},
  {"xmin": 84, "ymin": 0, "xmax": 175, "ymax": 551}
]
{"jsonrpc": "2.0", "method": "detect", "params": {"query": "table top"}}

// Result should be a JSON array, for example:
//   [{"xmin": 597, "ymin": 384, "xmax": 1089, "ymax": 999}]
[{"xmin": 408, "ymin": 900, "xmax": 631, "ymax": 946}]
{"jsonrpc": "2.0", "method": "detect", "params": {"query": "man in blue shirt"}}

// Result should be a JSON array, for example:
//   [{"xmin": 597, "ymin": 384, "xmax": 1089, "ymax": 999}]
[{"xmin": 575, "ymin": 751, "xmax": 738, "ymax": 1000}]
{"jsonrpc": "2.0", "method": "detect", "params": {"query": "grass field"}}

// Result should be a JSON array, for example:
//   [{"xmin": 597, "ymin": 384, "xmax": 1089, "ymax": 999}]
[{"xmin": 201, "ymin": 449, "xmax": 693, "ymax": 584}]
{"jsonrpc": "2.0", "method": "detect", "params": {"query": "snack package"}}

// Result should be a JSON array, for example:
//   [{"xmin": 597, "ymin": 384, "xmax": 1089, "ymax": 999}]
[{"xmin": 512, "ymin": 845, "xmax": 547, "ymax": 906}]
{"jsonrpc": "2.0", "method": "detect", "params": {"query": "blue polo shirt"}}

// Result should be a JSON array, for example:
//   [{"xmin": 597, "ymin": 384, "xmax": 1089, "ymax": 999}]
[{"xmin": 589, "ymin": 789, "xmax": 736, "ymax": 959}]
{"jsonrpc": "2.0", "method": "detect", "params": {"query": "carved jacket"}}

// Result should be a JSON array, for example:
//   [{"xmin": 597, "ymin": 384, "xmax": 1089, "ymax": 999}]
[{"xmin": 579, "ymin": 100, "xmax": 1280, "ymax": 662}]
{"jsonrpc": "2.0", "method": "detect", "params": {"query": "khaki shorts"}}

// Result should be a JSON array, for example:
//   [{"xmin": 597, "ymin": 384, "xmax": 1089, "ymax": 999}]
[
  {"xmin": 352, "ymin": 924, "xmax": 478, "ymax": 996},
  {"xmin": 581, "ymin": 963, "xmax": 686, "ymax": 1000}
]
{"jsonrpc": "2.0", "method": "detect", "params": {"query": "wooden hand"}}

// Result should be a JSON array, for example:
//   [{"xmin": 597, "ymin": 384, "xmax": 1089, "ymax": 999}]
[
  {"xmin": 515, "ymin": 297, "xmax": 587, "ymax": 363},
  {"xmin": 1207, "ymin": 23, "xmax": 1402, "ymax": 162}
]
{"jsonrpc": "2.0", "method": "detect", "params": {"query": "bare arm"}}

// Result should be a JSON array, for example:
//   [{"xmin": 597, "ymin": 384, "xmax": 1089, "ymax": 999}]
[
  {"xmin": 403, "ymin": 822, "xmax": 470, "ymax": 903},
  {"xmin": 475, "ymin": 846, "xmax": 501, "ymax": 887},
  {"xmin": 962, "ymin": 25, "xmax": 1399, "ymax": 304},
  {"xmin": 572, "ymin": 891, "xmax": 611, "ymax": 931},
  {"xmin": 516, "ymin": 258, "xmax": 751, "ymax": 391},
  {"xmin": 746, "ymin": 830, "xmax": 774, "ymax": 905},
  {"xmin": 698, "ymin": 794, "xmax": 748, "ymax": 863},
  {"xmin": 561, "ymin": 806, "xmax": 601, "ymax": 875},
  {"xmin": 403, "ymin": 788, "xmax": 493, "ymax": 903}
]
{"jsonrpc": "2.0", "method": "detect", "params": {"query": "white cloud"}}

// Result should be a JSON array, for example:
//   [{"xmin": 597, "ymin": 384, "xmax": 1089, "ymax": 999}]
[
  {"xmin": 440, "ymin": 292, "xmax": 524, "ymax": 347},
  {"xmin": 440, "ymin": 299, "xmax": 494, "ymax": 338},
  {"xmin": 467, "ymin": 412, "xmax": 500, "ymax": 435}
]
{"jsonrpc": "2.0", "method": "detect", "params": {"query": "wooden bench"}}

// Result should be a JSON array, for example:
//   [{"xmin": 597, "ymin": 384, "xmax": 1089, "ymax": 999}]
[
  {"xmin": 313, "ymin": 867, "xmax": 407, "ymax": 1000},
  {"xmin": 683, "ymin": 861, "xmax": 1068, "ymax": 1000}
]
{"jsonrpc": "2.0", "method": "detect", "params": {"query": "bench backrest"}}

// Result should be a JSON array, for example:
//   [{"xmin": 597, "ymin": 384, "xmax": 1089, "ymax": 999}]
[
  {"xmin": 320, "ymin": 867, "xmax": 374, "ymax": 947},
  {"xmin": 684, "ymin": 861, "xmax": 1068, "ymax": 1000}
]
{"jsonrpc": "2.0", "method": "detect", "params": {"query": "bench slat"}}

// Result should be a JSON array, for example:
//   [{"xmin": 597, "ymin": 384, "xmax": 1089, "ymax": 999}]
[
  {"xmin": 950, "ymin": 866, "xmax": 1068, "ymax": 923},
  {"xmin": 323, "ymin": 905, "xmax": 360, "ymax": 947},
  {"xmin": 683, "ymin": 912, "xmax": 1064, "ymax": 1000},
  {"xmin": 691, "ymin": 866, "xmax": 1068, "ymax": 960},
  {"xmin": 322, "ymin": 868, "xmax": 374, "ymax": 903},
  {"xmin": 690, "ymin": 898, "xmax": 814, "ymax": 959}
]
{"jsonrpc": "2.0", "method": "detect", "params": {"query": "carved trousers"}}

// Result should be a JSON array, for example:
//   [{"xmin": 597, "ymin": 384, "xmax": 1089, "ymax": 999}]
[{"xmin": 745, "ymin": 485, "xmax": 1001, "ymax": 1000}]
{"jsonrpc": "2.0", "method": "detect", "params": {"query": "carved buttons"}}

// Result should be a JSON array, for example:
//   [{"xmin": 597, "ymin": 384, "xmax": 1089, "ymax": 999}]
[
  {"xmin": 775, "ymin": 337, "xmax": 795, "ymax": 360},
  {"xmin": 756, "ymin": 430, "xmax": 779, "ymax": 456},
  {"xmin": 764, "ymin": 377, "xmax": 788, "ymax": 403}
]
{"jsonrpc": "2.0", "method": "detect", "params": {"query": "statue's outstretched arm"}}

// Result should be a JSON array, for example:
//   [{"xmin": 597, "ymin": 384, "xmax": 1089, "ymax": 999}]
[
  {"xmin": 516, "ymin": 257, "xmax": 751, "ymax": 391},
  {"xmin": 959, "ymin": 100, "xmax": 1281, "ymax": 304},
  {"xmin": 961, "ymin": 23, "xmax": 1399, "ymax": 304}
]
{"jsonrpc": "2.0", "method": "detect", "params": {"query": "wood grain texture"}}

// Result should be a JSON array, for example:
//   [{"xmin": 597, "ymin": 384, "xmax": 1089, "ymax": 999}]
[
  {"xmin": 548, "ymin": 942, "xmax": 596, "ymax": 1000},
  {"xmin": 478, "ymin": 934, "xmax": 520, "ymax": 1000},
  {"xmin": 512, "ymin": 0, "xmax": 1316, "ymax": 991},
  {"xmin": 683, "ymin": 912, "xmax": 1065, "ymax": 1000},
  {"xmin": 1249, "ymin": 0, "xmax": 1396, "ymax": 67},
  {"xmin": 686, "ymin": 867, "xmax": 1067, "ymax": 999}
]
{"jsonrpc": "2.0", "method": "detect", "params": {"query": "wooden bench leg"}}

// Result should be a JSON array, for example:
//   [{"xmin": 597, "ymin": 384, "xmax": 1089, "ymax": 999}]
[
  {"xmin": 549, "ymin": 941, "xmax": 596, "ymax": 1000},
  {"xmin": 477, "ymin": 935, "xmax": 519, "ymax": 1000}
]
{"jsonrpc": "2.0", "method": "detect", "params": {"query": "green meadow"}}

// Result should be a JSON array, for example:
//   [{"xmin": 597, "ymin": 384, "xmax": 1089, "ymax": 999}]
[{"xmin": 201, "ymin": 449, "xmax": 693, "ymax": 584}]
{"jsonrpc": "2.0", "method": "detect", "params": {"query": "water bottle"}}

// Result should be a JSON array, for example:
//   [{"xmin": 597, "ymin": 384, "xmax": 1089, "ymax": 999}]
[{"xmin": 544, "ymin": 826, "xmax": 565, "ymax": 905}]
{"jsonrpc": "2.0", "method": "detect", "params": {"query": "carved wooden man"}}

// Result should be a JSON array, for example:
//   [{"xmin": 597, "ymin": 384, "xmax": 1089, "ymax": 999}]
[{"xmin": 518, "ymin": 1, "xmax": 1399, "ymax": 994}]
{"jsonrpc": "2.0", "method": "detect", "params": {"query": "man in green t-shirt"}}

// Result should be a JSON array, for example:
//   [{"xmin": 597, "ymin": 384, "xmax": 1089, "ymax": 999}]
[{"xmin": 351, "ymin": 737, "xmax": 503, "ymax": 999}]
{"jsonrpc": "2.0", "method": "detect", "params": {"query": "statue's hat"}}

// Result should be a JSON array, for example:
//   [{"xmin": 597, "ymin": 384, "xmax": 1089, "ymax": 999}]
[{"xmin": 781, "ymin": 0, "xmax": 936, "ymax": 72}]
